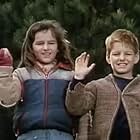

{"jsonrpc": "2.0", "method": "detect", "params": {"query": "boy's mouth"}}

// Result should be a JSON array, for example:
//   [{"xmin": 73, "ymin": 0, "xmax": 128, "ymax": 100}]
[{"xmin": 118, "ymin": 63, "xmax": 127, "ymax": 66}]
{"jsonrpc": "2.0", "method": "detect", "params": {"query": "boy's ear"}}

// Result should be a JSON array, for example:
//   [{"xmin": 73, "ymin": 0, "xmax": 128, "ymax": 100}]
[
  {"xmin": 134, "ymin": 53, "xmax": 139, "ymax": 64},
  {"xmin": 106, "ymin": 53, "xmax": 111, "ymax": 64}
]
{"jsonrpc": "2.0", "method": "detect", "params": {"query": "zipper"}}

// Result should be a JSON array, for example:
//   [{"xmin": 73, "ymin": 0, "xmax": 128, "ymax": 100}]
[
  {"xmin": 33, "ymin": 68, "xmax": 49, "ymax": 127},
  {"xmin": 43, "ymin": 73, "xmax": 48, "ymax": 127},
  {"xmin": 34, "ymin": 67, "xmax": 58, "ymax": 127}
]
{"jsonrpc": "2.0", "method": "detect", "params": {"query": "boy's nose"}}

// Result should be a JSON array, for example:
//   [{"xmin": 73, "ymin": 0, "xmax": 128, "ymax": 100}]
[{"xmin": 119, "ymin": 53, "xmax": 125, "ymax": 60}]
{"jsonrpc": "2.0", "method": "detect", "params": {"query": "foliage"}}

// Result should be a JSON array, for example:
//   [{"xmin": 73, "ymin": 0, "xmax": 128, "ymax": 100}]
[{"xmin": 1, "ymin": 0, "xmax": 140, "ymax": 77}]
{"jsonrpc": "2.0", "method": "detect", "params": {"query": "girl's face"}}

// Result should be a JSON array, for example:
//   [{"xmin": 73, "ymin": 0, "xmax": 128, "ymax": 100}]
[
  {"xmin": 106, "ymin": 42, "xmax": 139, "ymax": 79},
  {"xmin": 32, "ymin": 29, "xmax": 58, "ymax": 65}
]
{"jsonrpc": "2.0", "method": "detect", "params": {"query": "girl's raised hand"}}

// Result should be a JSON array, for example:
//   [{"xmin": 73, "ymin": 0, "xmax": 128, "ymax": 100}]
[{"xmin": 0, "ymin": 48, "xmax": 13, "ymax": 66}]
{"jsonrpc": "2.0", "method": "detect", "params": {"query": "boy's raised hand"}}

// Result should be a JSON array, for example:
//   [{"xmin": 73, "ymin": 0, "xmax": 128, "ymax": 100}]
[
  {"xmin": 74, "ymin": 52, "xmax": 95, "ymax": 80},
  {"xmin": 0, "ymin": 48, "xmax": 13, "ymax": 66}
]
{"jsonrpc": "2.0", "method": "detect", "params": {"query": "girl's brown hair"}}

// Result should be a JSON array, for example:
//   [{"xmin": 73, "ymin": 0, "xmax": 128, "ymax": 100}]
[{"xmin": 18, "ymin": 20, "xmax": 74, "ymax": 69}]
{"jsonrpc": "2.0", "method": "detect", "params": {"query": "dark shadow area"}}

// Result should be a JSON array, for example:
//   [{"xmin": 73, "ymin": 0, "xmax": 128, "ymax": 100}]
[{"xmin": 0, "ymin": 106, "xmax": 16, "ymax": 140}]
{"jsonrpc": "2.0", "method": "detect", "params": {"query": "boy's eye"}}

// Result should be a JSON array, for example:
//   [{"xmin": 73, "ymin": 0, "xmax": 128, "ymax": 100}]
[
  {"xmin": 112, "ymin": 53, "xmax": 119, "ymax": 56},
  {"xmin": 125, "ymin": 53, "xmax": 133, "ymax": 55}
]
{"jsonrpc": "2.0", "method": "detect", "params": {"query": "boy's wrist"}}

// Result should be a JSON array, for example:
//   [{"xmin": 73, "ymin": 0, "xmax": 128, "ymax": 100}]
[
  {"xmin": 74, "ymin": 74, "xmax": 85, "ymax": 80},
  {"xmin": 69, "ymin": 78, "xmax": 84, "ymax": 90}
]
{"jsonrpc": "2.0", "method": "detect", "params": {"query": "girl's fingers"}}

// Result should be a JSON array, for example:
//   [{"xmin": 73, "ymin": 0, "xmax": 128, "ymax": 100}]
[
  {"xmin": 0, "ymin": 48, "xmax": 13, "ymax": 66},
  {"xmin": 3, "ymin": 48, "xmax": 10, "ymax": 55},
  {"xmin": 0, "ymin": 48, "xmax": 5, "ymax": 58}
]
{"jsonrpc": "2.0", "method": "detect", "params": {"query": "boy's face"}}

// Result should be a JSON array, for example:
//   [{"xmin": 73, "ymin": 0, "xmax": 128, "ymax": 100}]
[
  {"xmin": 106, "ymin": 42, "xmax": 139, "ymax": 78},
  {"xmin": 32, "ymin": 29, "xmax": 58, "ymax": 65}
]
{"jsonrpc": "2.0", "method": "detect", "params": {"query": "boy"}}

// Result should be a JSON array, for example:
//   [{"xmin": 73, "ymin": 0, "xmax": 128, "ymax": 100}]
[{"xmin": 65, "ymin": 29, "xmax": 140, "ymax": 140}]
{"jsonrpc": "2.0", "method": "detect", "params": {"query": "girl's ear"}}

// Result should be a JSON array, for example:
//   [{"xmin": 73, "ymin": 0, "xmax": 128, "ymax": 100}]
[
  {"xmin": 106, "ymin": 52, "xmax": 111, "ymax": 64},
  {"xmin": 134, "ymin": 53, "xmax": 139, "ymax": 64}
]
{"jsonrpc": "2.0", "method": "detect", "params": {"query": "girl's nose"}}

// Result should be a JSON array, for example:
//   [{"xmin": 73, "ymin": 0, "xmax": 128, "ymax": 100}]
[{"xmin": 44, "ymin": 43, "xmax": 49, "ymax": 49}]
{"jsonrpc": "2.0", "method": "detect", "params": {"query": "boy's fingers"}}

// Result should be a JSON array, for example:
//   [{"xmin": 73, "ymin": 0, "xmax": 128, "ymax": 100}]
[
  {"xmin": 88, "ymin": 63, "xmax": 95, "ymax": 71},
  {"xmin": 84, "ymin": 54, "xmax": 90, "ymax": 64},
  {"xmin": 81, "ymin": 52, "xmax": 87, "ymax": 62}
]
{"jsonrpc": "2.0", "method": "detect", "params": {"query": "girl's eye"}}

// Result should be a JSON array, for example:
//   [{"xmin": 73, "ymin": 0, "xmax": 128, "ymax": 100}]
[
  {"xmin": 48, "ymin": 41, "xmax": 57, "ymax": 45},
  {"xmin": 48, "ymin": 42, "xmax": 55, "ymax": 45},
  {"xmin": 35, "ymin": 42, "xmax": 44, "ymax": 45}
]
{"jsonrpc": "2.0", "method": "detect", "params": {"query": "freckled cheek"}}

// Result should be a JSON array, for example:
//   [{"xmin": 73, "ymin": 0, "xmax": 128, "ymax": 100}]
[
  {"xmin": 51, "ymin": 48, "xmax": 59, "ymax": 54},
  {"xmin": 110, "ymin": 57, "xmax": 118, "ymax": 63},
  {"xmin": 34, "ymin": 50, "xmax": 42, "ymax": 58},
  {"xmin": 52, "ymin": 51, "xmax": 58, "ymax": 58}
]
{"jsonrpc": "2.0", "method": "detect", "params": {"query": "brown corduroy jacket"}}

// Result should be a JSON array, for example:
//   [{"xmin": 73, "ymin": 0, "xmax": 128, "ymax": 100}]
[{"xmin": 66, "ymin": 74, "xmax": 140, "ymax": 140}]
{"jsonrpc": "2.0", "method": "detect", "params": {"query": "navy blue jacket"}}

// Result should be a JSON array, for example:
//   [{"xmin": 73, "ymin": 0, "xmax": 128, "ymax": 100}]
[{"xmin": 13, "ymin": 67, "xmax": 74, "ymax": 135}]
